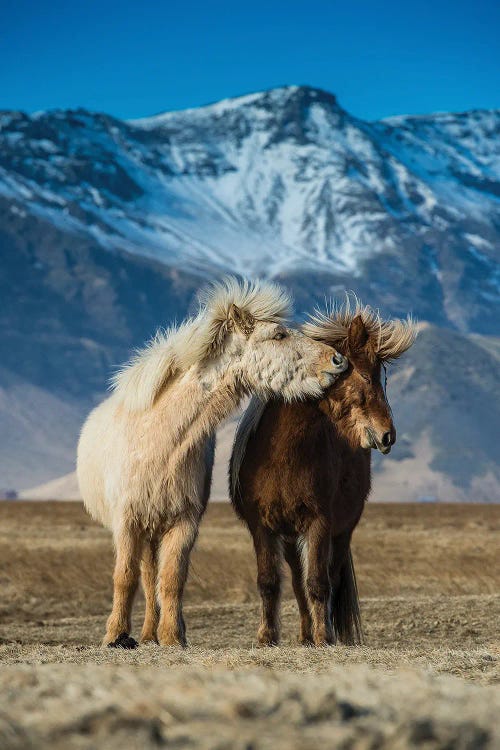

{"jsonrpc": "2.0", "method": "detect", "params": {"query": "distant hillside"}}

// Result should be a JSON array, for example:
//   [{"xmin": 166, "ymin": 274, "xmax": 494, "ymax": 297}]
[
  {"xmin": 370, "ymin": 325, "xmax": 500, "ymax": 502},
  {"xmin": 20, "ymin": 326, "xmax": 500, "ymax": 502},
  {"xmin": 1, "ymin": 86, "xmax": 499, "ymax": 498}
]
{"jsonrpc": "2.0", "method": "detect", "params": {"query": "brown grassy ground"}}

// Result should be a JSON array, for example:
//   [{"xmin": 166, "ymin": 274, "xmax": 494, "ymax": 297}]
[{"xmin": 0, "ymin": 501, "xmax": 499, "ymax": 748}]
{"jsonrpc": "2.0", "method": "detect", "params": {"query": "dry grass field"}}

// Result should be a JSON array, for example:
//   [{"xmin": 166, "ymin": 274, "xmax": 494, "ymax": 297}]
[{"xmin": 0, "ymin": 501, "xmax": 499, "ymax": 748}]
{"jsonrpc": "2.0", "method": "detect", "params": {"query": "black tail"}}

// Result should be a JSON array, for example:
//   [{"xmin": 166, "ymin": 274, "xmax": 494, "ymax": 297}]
[{"xmin": 331, "ymin": 549, "xmax": 363, "ymax": 645}]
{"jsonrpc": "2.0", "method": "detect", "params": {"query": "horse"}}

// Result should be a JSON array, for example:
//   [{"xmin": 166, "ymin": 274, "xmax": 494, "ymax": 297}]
[
  {"xmin": 229, "ymin": 300, "xmax": 417, "ymax": 647},
  {"xmin": 77, "ymin": 277, "xmax": 347, "ymax": 648}
]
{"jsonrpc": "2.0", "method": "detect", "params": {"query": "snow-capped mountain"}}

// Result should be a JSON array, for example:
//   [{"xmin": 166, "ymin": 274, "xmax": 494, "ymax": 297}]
[
  {"xmin": 1, "ymin": 85, "xmax": 499, "ymax": 332},
  {"xmin": 1, "ymin": 86, "xmax": 499, "ymax": 497}
]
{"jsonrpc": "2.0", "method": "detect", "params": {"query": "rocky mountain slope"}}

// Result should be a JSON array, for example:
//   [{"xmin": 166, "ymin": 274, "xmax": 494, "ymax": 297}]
[
  {"xmin": 0, "ymin": 86, "xmax": 499, "ymax": 498},
  {"xmin": 2, "ymin": 86, "xmax": 499, "ymax": 331}
]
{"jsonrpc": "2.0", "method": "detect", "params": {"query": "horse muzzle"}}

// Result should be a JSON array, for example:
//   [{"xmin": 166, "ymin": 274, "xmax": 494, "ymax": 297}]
[
  {"xmin": 365, "ymin": 427, "xmax": 395, "ymax": 455},
  {"xmin": 321, "ymin": 352, "xmax": 348, "ymax": 385}
]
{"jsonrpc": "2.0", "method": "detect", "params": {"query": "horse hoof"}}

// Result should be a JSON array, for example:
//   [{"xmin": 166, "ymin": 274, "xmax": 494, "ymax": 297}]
[
  {"xmin": 299, "ymin": 637, "xmax": 314, "ymax": 647},
  {"xmin": 140, "ymin": 636, "xmax": 159, "ymax": 645},
  {"xmin": 107, "ymin": 632, "xmax": 138, "ymax": 649},
  {"xmin": 158, "ymin": 639, "xmax": 187, "ymax": 648},
  {"xmin": 157, "ymin": 632, "xmax": 188, "ymax": 647},
  {"xmin": 257, "ymin": 634, "xmax": 279, "ymax": 647}
]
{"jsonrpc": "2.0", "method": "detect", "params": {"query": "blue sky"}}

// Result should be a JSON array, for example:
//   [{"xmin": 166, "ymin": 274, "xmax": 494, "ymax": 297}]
[{"xmin": 1, "ymin": 0, "xmax": 499, "ymax": 121}]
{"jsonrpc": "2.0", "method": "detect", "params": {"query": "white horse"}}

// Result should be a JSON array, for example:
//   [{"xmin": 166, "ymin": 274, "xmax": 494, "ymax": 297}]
[{"xmin": 77, "ymin": 278, "xmax": 347, "ymax": 648}]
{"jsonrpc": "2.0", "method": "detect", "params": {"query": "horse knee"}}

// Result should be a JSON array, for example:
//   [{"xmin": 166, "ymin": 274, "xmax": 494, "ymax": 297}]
[
  {"xmin": 257, "ymin": 574, "xmax": 280, "ymax": 600},
  {"xmin": 306, "ymin": 574, "xmax": 330, "ymax": 602},
  {"xmin": 113, "ymin": 560, "xmax": 140, "ymax": 591}
]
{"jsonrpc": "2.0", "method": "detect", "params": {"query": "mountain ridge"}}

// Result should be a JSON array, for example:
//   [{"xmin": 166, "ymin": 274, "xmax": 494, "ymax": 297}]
[
  {"xmin": 10, "ymin": 82, "xmax": 500, "ymax": 123},
  {"xmin": 1, "ymin": 85, "xmax": 499, "ymax": 333}
]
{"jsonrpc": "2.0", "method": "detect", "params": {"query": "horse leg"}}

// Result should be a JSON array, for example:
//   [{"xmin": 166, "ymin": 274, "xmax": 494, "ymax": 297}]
[
  {"xmin": 140, "ymin": 536, "xmax": 159, "ymax": 643},
  {"xmin": 284, "ymin": 539, "xmax": 312, "ymax": 644},
  {"xmin": 305, "ymin": 517, "xmax": 334, "ymax": 646},
  {"xmin": 156, "ymin": 514, "xmax": 199, "ymax": 647},
  {"xmin": 252, "ymin": 522, "xmax": 282, "ymax": 646},
  {"xmin": 104, "ymin": 525, "xmax": 143, "ymax": 648}
]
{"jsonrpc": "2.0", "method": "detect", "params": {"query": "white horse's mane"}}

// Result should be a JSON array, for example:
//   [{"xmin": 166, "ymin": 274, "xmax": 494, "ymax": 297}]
[
  {"xmin": 301, "ymin": 296, "xmax": 418, "ymax": 362},
  {"xmin": 111, "ymin": 277, "xmax": 292, "ymax": 411}
]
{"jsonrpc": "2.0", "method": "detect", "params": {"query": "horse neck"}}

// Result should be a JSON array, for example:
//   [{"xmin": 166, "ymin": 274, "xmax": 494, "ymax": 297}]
[{"xmin": 153, "ymin": 356, "xmax": 244, "ymax": 464}]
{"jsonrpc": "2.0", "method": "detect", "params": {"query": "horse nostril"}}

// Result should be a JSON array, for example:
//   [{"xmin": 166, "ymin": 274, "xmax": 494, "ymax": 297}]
[
  {"xmin": 332, "ymin": 353, "xmax": 344, "ymax": 367},
  {"xmin": 381, "ymin": 432, "xmax": 392, "ymax": 447}
]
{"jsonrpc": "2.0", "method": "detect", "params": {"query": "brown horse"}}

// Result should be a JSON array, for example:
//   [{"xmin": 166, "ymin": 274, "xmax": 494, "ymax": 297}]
[{"xmin": 230, "ymin": 302, "xmax": 417, "ymax": 646}]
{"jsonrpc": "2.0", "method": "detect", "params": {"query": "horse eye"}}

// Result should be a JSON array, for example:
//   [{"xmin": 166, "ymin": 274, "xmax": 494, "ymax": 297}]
[{"xmin": 273, "ymin": 331, "xmax": 286, "ymax": 341}]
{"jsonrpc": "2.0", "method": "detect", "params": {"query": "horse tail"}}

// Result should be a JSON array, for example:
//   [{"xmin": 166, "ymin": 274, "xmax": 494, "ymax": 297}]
[
  {"xmin": 332, "ymin": 548, "xmax": 363, "ymax": 645},
  {"xmin": 229, "ymin": 396, "xmax": 267, "ymax": 505}
]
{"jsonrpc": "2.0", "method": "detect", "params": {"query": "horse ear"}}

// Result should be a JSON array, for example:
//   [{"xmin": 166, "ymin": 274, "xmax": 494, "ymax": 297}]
[
  {"xmin": 348, "ymin": 315, "xmax": 369, "ymax": 353},
  {"xmin": 229, "ymin": 303, "xmax": 256, "ymax": 335}
]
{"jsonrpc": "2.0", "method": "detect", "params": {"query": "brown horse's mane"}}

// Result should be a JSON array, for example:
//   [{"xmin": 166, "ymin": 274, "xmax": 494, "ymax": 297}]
[{"xmin": 301, "ymin": 297, "xmax": 418, "ymax": 361}]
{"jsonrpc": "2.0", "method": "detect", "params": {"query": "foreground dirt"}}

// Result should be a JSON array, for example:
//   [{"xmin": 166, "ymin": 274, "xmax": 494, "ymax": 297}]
[
  {"xmin": 0, "ymin": 501, "xmax": 499, "ymax": 748},
  {"xmin": 2, "ymin": 663, "xmax": 499, "ymax": 750}
]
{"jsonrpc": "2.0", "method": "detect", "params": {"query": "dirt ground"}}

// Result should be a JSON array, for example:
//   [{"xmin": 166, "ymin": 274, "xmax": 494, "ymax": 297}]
[{"xmin": 0, "ymin": 501, "xmax": 499, "ymax": 748}]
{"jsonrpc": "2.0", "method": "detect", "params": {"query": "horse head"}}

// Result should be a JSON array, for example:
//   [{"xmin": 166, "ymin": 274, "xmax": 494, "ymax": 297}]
[{"xmin": 302, "ymin": 302, "xmax": 417, "ymax": 453}]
